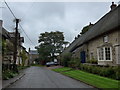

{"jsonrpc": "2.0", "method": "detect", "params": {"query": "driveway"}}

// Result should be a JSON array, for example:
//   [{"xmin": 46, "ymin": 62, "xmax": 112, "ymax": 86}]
[{"xmin": 7, "ymin": 66, "xmax": 96, "ymax": 88}]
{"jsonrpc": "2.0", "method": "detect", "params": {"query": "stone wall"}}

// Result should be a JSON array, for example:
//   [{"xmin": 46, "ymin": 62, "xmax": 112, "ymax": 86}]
[
  {"xmin": 87, "ymin": 29, "xmax": 119, "ymax": 65},
  {"xmin": 72, "ymin": 29, "xmax": 119, "ymax": 65}
]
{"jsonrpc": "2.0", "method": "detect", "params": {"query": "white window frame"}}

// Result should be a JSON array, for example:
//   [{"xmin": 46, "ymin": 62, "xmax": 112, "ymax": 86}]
[{"xmin": 97, "ymin": 47, "xmax": 112, "ymax": 61}]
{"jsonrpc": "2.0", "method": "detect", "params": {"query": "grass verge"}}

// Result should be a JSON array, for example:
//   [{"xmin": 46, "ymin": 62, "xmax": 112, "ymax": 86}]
[
  {"xmin": 52, "ymin": 67, "xmax": 72, "ymax": 72},
  {"xmin": 52, "ymin": 67, "xmax": 120, "ymax": 89}
]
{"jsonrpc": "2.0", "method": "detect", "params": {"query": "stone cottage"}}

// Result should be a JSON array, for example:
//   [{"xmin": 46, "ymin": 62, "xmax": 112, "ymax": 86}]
[{"xmin": 62, "ymin": 3, "xmax": 120, "ymax": 66}]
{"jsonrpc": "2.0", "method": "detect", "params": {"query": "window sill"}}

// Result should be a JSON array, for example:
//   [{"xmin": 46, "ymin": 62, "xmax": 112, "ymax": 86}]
[{"xmin": 98, "ymin": 60, "xmax": 112, "ymax": 61}]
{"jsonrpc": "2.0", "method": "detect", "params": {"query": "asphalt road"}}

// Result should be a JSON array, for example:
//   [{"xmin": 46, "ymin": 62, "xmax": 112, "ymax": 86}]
[{"xmin": 8, "ymin": 66, "xmax": 95, "ymax": 88}]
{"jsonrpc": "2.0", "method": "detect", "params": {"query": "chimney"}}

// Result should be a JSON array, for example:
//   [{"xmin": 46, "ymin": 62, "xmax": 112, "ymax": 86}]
[
  {"xmin": 29, "ymin": 48, "xmax": 31, "ymax": 52},
  {"xmin": 0, "ymin": 20, "xmax": 3, "ymax": 27},
  {"xmin": 110, "ymin": 2, "xmax": 117, "ymax": 10}
]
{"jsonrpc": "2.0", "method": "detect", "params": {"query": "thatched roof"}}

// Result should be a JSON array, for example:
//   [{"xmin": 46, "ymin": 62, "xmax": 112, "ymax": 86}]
[{"xmin": 62, "ymin": 4, "xmax": 120, "ymax": 54}]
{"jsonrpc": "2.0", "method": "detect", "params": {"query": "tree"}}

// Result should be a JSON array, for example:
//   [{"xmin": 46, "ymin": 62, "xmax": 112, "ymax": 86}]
[
  {"xmin": 38, "ymin": 31, "xmax": 69, "ymax": 65},
  {"xmin": 80, "ymin": 23, "xmax": 93, "ymax": 35}
]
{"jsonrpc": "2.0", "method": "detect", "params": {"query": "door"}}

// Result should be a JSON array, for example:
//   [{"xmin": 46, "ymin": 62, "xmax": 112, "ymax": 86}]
[{"xmin": 80, "ymin": 51, "xmax": 86, "ymax": 63}]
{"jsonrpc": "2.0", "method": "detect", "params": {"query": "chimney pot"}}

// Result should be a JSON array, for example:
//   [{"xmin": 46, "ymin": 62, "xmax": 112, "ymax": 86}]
[
  {"xmin": 110, "ymin": 2, "xmax": 117, "ymax": 10},
  {"xmin": 0, "ymin": 20, "xmax": 3, "ymax": 27}
]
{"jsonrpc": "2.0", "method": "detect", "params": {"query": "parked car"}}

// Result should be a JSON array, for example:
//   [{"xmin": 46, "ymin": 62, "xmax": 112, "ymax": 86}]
[{"xmin": 46, "ymin": 61, "xmax": 58, "ymax": 67}]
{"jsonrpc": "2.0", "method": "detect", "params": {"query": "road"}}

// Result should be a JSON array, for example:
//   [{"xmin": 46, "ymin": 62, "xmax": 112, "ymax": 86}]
[{"xmin": 7, "ymin": 66, "xmax": 95, "ymax": 88}]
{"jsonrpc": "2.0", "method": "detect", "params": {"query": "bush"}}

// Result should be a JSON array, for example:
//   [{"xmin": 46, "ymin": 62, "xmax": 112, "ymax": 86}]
[
  {"xmin": 61, "ymin": 53, "xmax": 72, "ymax": 67},
  {"xmin": 78, "ymin": 64, "xmax": 120, "ymax": 80},
  {"xmin": 87, "ymin": 58, "xmax": 98, "ymax": 64},
  {"xmin": 2, "ymin": 70, "xmax": 18, "ymax": 80},
  {"xmin": 68, "ymin": 58, "xmax": 81, "ymax": 68}
]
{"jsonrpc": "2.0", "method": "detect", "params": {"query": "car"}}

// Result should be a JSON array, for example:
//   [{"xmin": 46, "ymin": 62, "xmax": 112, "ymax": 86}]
[{"xmin": 46, "ymin": 61, "xmax": 58, "ymax": 67}]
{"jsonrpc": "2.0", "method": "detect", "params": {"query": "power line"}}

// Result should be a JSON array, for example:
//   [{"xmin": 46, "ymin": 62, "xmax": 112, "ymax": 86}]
[
  {"xmin": 4, "ymin": 0, "xmax": 36, "ymax": 46},
  {"xmin": 4, "ymin": 0, "xmax": 16, "ymax": 19},
  {"xmin": 19, "ymin": 23, "xmax": 36, "ymax": 46}
]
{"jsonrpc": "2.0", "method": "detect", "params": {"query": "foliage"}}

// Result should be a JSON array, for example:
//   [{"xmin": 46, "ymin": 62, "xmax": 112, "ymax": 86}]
[
  {"xmin": 38, "ymin": 31, "xmax": 69, "ymax": 65},
  {"xmin": 80, "ymin": 23, "xmax": 93, "ymax": 35},
  {"xmin": 60, "ymin": 52, "xmax": 72, "ymax": 67},
  {"xmin": 2, "ymin": 70, "xmax": 18, "ymax": 80},
  {"xmin": 20, "ymin": 50, "xmax": 28, "ymax": 66},
  {"xmin": 78, "ymin": 64, "xmax": 120, "ymax": 80},
  {"xmin": 63, "ymin": 70, "xmax": 119, "ymax": 88},
  {"xmin": 53, "ymin": 67, "xmax": 120, "ymax": 88},
  {"xmin": 68, "ymin": 58, "xmax": 81, "ymax": 68},
  {"xmin": 86, "ymin": 58, "xmax": 98, "ymax": 64}
]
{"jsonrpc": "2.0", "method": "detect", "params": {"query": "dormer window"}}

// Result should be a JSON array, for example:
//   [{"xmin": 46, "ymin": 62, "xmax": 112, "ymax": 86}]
[{"xmin": 103, "ymin": 36, "xmax": 108, "ymax": 43}]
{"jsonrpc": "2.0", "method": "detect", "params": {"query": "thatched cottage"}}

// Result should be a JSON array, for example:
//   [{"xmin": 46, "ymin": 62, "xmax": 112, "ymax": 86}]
[{"xmin": 62, "ymin": 3, "xmax": 120, "ymax": 66}]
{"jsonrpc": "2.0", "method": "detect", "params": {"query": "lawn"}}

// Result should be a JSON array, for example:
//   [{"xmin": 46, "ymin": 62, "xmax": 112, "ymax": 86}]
[
  {"xmin": 52, "ymin": 67, "xmax": 72, "ymax": 72},
  {"xmin": 52, "ymin": 67, "xmax": 120, "ymax": 89}
]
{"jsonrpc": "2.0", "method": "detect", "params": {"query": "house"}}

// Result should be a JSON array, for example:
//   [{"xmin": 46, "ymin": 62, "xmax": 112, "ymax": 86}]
[
  {"xmin": 29, "ymin": 48, "xmax": 39, "ymax": 64},
  {"xmin": 18, "ymin": 46, "xmax": 29, "ymax": 66},
  {"xmin": 0, "ymin": 20, "xmax": 25, "ymax": 65},
  {"xmin": 62, "ymin": 3, "xmax": 120, "ymax": 66}
]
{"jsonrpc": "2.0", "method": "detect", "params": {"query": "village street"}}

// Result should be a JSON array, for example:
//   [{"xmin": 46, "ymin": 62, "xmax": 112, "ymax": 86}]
[{"xmin": 6, "ymin": 66, "xmax": 95, "ymax": 88}]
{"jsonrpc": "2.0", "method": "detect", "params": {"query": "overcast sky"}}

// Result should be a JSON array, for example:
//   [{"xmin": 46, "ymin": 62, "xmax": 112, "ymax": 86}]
[{"xmin": 1, "ymin": 2, "xmax": 113, "ymax": 51}]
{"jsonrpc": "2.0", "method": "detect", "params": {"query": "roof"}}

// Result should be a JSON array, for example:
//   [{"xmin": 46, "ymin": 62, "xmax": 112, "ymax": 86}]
[
  {"xmin": 29, "ymin": 50, "xmax": 38, "ymax": 55},
  {"xmin": 62, "ymin": 4, "xmax": 120, "ymax": 54},
  {"xmin": 2, "ymin": 27, "xmax": 11, "ymax": 39}
]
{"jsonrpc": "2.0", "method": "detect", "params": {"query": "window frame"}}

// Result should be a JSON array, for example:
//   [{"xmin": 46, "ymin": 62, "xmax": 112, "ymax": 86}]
[{"xmin": 97, "ymin": 47, "xmax": 112, "ymax": 61}]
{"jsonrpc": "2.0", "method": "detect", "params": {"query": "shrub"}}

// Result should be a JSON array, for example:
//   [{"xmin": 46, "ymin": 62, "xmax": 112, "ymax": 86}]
[
  {"xmin": 87, "ymin": 58, "xmax": 98, "ymax": 64},
  {"xmin": 2, "ymin": 70, "xmax": 18, "ymax": 80},
  {"xmin": 77, "ymin": 64, "xmax": 119, "ymax": 80},
  {"xmin": 61, "ymin": 53, "xmax": 72, "ymax": 67},
  {"xmin": 68, "ymin": 58, "xmax": 81, "ymax": 68}
]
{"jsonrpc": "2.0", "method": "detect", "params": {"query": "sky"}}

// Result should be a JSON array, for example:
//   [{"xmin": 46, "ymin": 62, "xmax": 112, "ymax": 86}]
[{"xmin": 1, "ymin": 1, "xmax": 115, "ymax": 51}]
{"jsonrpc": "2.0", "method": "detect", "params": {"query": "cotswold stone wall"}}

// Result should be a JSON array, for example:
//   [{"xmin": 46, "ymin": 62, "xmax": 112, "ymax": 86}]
[
  {"xmin": 72, "ymin": 29, "xmax": 119, "ymax": 65},
  {"xmin": 87, "ymin": 29, "xmax": 119, "ymax": 65}
]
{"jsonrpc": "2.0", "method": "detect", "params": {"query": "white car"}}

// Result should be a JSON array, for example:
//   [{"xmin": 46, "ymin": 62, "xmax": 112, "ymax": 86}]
[{"xmin": 46, "ymin": 61, "xmax": 58, "ymax": 67}]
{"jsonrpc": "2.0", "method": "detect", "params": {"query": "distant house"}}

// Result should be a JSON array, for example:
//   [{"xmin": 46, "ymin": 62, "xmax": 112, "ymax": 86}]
[
  {"xmin": 29, "ymin": 48, "xmax": 39, "ymax": 64},
  {"xmin": 62, "ymin": 3, "xmax": 120, "ymax": 66},
  {"xmin": 19, "ymin": 46, "xmax": 29, "ymax": 66}
]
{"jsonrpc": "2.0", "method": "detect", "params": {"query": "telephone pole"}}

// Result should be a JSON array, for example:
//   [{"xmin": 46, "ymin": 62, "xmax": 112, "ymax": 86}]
[{"xmin": 13, "ymin": 19, "xmax": 19, "ymax": 72}]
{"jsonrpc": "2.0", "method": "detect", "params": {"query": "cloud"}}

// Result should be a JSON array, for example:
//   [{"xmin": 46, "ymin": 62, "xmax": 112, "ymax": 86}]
[{"xmin": 2, "ymin": 2, "xmax": 111, "ymax": 50}]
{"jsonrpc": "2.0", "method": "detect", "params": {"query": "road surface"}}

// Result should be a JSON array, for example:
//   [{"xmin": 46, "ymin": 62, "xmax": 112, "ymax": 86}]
[{"xmin": 7, "ymin": 66, "xmax": 95, "ymax": 88}]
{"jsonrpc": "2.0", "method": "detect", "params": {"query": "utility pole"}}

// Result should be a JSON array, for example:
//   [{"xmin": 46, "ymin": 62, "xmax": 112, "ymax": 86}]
[{"xmin": 13, "ymin": 19, "xmax": 19, "ymax": 72}]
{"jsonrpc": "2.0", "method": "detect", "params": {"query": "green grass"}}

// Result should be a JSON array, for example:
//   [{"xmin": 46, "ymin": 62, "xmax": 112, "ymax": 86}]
[
  {"xmin": 53, "ymin": 67, "xmax": 120, "ymax": 89},
  {"xmin": 52, "ymin": 67, "xmax": 72, "ymax": 72}
]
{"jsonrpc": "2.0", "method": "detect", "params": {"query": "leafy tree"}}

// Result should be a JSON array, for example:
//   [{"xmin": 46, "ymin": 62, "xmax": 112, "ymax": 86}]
[
  {"xmin": 80, "ymin": 23, "xmax": 93, "ymax": 35},
  {"xmin": 38, "ymin": 31, "xmax": 68, "ymax": 65}
]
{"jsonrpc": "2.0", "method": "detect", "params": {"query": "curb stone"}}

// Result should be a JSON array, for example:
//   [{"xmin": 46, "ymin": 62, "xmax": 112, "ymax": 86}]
[{"xmin": 2, "ymin": 73, "xmax": 25, "ymax": 89}]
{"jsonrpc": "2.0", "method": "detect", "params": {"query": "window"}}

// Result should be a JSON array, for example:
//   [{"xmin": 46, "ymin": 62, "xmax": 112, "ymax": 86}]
[
  {"xmin": 105, "ymin": 47, "xmax": 111, "ymax": 60},
  {"xmin": 103, "ymin": 36, "xmax": 108, "ymax": 43},
  {"xmin": 98, "ymin": 48, "xmax": 104, "ymax": 60},
  {"xmin": 98, "ymin": 47, "xmax": 112, "ymax": 61}
]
